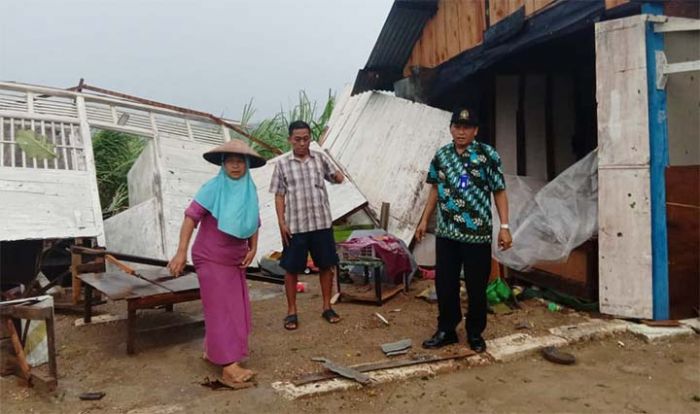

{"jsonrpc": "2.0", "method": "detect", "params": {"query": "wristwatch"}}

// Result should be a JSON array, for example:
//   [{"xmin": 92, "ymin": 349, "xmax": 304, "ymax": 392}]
[{"xmin": 500, "ymin": 224, "xmax": 510, "ymax": 230}]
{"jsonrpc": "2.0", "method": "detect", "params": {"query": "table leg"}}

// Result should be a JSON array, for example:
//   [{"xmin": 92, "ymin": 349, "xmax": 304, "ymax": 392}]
[
  {"xmin": 45, "ymin": 316, "xmax": 57, "ymax": 380},
  {"xmin": 165, "ymin": 304, "xmax": 174, "ymax": 312},
  {"xmin": 374, "ymin": 266, "xmax": 382, "ymax": 306},
  {"xmin": 127, "ymin": 301, "xmax": 136, "ymax": 355},
  {"xmin": 83, "ymin": 284, "xmax": 93, "ymax": 324}
]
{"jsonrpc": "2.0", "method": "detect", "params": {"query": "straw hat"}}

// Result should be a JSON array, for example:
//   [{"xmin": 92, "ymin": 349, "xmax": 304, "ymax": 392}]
[{"xmin": 203, "ymin": 139, "xmax": 266, "ymax": 168}]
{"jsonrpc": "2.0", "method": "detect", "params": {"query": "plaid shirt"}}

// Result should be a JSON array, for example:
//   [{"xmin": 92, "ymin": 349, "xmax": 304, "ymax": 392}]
[{"xmin": 269, "ymin": 150, "xmax": 338, "ymax": 234}]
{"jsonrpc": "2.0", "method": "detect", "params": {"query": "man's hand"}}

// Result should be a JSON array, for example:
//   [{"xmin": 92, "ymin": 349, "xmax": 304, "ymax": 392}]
[
  {"xmin": 498, "ymin": 229, "xmax": 513, "ymax": 251},
  {"xmin": 415, "ymin": 220, "xmax": 428, "ymax": 242},
  {"xmin": 333, "ymin": 171, "xmax": 344, "ymax": 184},
  {"xmin": 167, "ymin": 251, "xmax": 187, "ymax": 277},
  {"xmin": 279, "ymin": 222, "xmax": 292, "ymax": 246},
  {"xmin": 240, "ymin": 248, "xmax": 256, "ymax": 269}
]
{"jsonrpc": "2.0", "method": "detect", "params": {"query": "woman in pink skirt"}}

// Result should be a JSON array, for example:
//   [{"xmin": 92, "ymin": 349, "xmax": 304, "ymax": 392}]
[{"xmin": 168, "ymin": 139, "xmax": 265, "ymax": 386}]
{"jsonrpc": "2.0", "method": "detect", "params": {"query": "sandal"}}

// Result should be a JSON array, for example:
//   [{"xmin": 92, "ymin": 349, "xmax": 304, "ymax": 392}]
[
  {"xmin": 284, "ymin": 314, "xmax": 298, "ymax": 330},
  {"xmin": 321, "ymin": 308, "xmax": 340, "ymax": 324}
]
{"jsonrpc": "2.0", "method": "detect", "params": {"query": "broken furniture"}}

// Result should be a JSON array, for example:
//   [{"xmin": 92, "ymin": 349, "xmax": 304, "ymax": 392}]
[
  {"xmin": 336, "ymin": 242, "xmax": 408, "ymax": 306},
  {"xmin": 0, "ymin": 296, "xmax": 57, "ymax": 390},
  {"xmin": 71, "ymin": 246, "xmax": 282, "ymax": 354}
]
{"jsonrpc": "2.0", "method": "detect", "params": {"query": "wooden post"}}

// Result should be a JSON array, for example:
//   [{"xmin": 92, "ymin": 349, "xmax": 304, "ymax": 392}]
[
  {"xmin": 127, "ymin": 301, "xmax": 136, "ymax": 355},
  {"xmin": 4, "ymin": 318, "xmax": 31, "ymax": 382},
  {"xmin": 379, "ymin": 202, "xmax": 390, "ymax": 231},
  {"xmin": 71, "ymin": 238, "xmax": 83, "ymax": 305}
]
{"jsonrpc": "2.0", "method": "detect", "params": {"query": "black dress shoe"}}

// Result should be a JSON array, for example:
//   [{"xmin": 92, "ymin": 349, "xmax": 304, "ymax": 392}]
[
  {"xmin": 468, "ymin": 336, "xmax": 487, "ymax": 353},
  {"xmin": 422, "ymin": 330, "xmax": 458, "ymax": 349}
]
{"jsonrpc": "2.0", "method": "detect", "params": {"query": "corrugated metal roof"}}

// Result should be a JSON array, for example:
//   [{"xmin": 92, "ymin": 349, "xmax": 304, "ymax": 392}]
[
  {"xmin": 323, "ymin": 91, "xmax": 452, "ymax": 244},
  {"xmin": 364, "ymin": 0, "xmax": 438, "ymax": 71}
]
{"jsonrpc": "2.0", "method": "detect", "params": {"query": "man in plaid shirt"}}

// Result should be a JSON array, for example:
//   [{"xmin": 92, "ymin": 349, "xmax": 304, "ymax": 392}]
[{"xmin": 270, "ymin": 120, "xmax": 344, "ymax": 330}]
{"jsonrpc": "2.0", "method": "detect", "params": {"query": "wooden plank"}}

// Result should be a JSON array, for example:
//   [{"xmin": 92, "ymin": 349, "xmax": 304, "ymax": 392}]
[
  {"xmin": 421, "ymin": 13, "xmax": 437, "ymax": 68},
  {"xmin": 526, "ymin": 0, "xmax": 553, "ymax": 16},
  {"xmin": 665, "ymin": 166, "xmax": 700, "ymax": 206},
  {"xmin": 292, "ymin": 349, "xmax": 476, "ymax": 386},
  {"xmin": 605, "ymin": 0, "xmax": 629, "ymax": 10},
  {"xmin": 457, "ymin": 0, "xmax": 485, "ymax": 52},
  {"xmin": 666, "ymin": 166, "xmax": 700, "ymax": 319},
  {"xmin": 4, "ymin": 318, "xmax": 31, "ymax": 381},
  {"xmin": 444, "ymin": 1, "xmax": 462, "ymax": 60},
  {"xmin": 434, "ymin": 5, "xmax": 449, "ymax": 66},
  {"xmin": 137, "ymin": 269, "xmax": 200, "ymax": 293},
  {"xmin": 78, "ymin": 272, "xmax": 170, "ymax": 300}
]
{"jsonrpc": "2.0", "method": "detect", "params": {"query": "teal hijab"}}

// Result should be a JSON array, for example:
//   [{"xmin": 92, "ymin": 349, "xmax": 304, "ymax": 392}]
[{"xmin": 194, "ymin": 157, "xmax": 259, "ymax": 239}]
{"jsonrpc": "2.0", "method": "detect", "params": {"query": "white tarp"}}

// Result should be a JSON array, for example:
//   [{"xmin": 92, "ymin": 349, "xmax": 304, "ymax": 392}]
[{"xmin": 493, "ymin": 150, "xmax": 599, "ymax": 270}]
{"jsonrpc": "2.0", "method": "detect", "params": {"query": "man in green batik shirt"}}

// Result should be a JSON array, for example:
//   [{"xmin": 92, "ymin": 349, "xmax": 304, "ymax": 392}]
[{"xmin": 415, "ymin": 107, "xmax": 512, "ymax": 353}]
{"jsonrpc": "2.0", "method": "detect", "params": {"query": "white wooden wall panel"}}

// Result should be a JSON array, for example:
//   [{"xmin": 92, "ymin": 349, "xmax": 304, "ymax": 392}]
[
  {"xmin": 323, "ymin": 92, "xmax": 452, "ymax": 244},
  {"xmin": 598, "ymin": 168, "xmax": 654, "ymax": 318},
  {"xmin": 596, "ymin": 17, "xmax": 651, "ymax": 168},
  {"xmin": 596, "ymin": 15, "xmax": 654, "ymax": 319},
  {"xmin": 158, "ymin": 136, "xmax": 218, "ymax": 260},
  {"xmin": 104, "ymin": 197, "xmax": 164, "ymax": 259},
  {"xmin": 127, "ymin": 141, "xmax": 156, "ymax": 207},
  {"xmin": 0, "ymin": 169, "xmax": 99, "ymax": 240}
]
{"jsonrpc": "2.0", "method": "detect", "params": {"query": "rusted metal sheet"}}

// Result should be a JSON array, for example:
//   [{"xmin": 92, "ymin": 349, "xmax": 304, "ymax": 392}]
[{"xmin": 78, "ymin": 272, "xmax": 170, "ymax": 300}]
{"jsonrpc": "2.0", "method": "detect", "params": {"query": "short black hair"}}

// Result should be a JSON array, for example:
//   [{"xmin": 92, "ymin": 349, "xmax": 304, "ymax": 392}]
[{"xmin": 288, "ymin": 120, "xmax": 311, "ymax": 136}]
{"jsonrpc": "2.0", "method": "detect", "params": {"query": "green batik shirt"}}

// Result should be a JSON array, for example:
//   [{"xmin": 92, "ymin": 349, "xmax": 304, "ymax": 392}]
[{"xmin": 426, "ymin": 141, "xmax": 506, "ymax": 244}]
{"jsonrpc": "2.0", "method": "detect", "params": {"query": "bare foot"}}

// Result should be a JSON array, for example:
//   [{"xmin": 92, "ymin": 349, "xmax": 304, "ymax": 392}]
[{"xmin": 223, "ymin": 362, "xmax": 255, "ymax": 383}]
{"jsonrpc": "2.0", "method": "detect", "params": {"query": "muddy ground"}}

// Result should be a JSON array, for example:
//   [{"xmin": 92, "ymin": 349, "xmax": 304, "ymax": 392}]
[{"xmin": 1, "ymin": 277, "xmax": 699, "ymax": 414}]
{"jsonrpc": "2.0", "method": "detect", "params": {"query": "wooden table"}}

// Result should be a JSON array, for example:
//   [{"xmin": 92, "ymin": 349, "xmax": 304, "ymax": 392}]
[
  {"xmin": 79, "ymin": 270, "xmax": 200, "ymax": 354},
  {"xmin": 0, "ymin": 296, "xmax": 57, "ymax": 389}
]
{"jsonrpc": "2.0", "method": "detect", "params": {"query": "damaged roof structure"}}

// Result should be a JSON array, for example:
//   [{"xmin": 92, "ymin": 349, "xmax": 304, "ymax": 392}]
[{"xmin": 351, "ymin": 0, "xmax": 700, "ymax": 321}]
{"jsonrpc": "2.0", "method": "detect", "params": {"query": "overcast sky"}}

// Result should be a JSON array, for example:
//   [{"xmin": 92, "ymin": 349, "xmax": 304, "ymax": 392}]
[{"xmin": 0, "ymin": 0, "xmax": 392, "ymax": 121}]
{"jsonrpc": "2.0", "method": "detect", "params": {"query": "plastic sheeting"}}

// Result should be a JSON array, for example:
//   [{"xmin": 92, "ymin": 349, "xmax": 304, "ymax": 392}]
[{"xmin": 492, "ymin": 150, "xmax": 598, "ymax": 271}]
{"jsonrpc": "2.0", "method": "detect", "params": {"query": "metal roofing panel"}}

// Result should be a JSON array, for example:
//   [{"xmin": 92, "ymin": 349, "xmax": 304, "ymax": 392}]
[
  {"xmin": 323, "ymin": 92, "xmax": 452, "ymax": 244},
  {"xmin": 364, "ymin": 0, "xmax": 438, "ymax": 71}
]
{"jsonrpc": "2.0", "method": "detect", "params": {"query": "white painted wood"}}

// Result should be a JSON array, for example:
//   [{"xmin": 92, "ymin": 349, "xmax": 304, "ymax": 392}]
[
  {"xmin": 0, "ymin": 169, "xmax": 99, "ymax": 241},
  {"xmin": 596, "ymin": 15, "xmax": 654, "ymax": 319},
  {"xmin": 654, "ymin": 17, "xmax": 700, "ymax": 33},
  {"xmin": 75, "ymin": 96, "xmax": 105, "ymax": 245},
  {"xmin": 323, "ymin": 92, "xmax": 452, "ymax": 244},
  {"xmin": 598, "ymin": 167, "xmax": 653, "ymax": 318},
  {"xmin": 495, "ymin": 76, "xmax": 519, "ymax": 175},
  {"xmin": 104, "ymin": 197, "xmax": 164, "ymax": 259},
  {"xmin": 596, "ymin": 17, "xmax": 650, "ymax": 168},
  {"xmin": 127, "ymin": 141, "xmax": 156, "ymax": 207},
  {"xmin": 525, "ymin": 75, "xmax": 548, "ymax": 180},
  {"xmin": 158, "ymin": 136, "xmax": 219, "ymax": 260}
]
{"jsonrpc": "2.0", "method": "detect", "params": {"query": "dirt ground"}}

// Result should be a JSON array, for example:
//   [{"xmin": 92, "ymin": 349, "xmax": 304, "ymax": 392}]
[{"xmin": 1, "ymin": 277, "xmax": 699, "ymax": 414}]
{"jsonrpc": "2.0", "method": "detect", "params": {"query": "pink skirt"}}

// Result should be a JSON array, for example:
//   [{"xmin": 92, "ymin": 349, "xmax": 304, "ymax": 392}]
[{"xmin": 194, "ymin": 260, "xmax": 251, "ymax": 365}]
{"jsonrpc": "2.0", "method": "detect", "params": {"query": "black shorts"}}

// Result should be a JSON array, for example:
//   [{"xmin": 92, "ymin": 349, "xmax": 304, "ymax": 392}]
[{"xmin": 280, "ymin": 228, "xmax": 338, "ymax": 274}]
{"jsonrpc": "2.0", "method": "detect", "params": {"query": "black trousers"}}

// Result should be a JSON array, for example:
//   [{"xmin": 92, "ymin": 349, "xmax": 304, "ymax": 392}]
[{"xmin": 435, "ymin": 237, "xmax": 491, "ymax": 338}]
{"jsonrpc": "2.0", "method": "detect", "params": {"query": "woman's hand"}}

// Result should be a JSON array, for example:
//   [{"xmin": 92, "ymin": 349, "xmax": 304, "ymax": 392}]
[
  {"xmin": 167, "ymin": 251, "xmax": 187, "ymax": 277},
  {"xmin": 240, "ymin": 248, "xmax": 257, "ymax": 269}
]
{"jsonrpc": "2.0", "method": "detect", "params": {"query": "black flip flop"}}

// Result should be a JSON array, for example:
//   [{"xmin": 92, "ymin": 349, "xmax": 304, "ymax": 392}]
[
  {"xmin": 321, "ymin": 309, "xmax": 340, "ymax": 324},
  {"xmin": 283, "ymin": 314, "xmax": 298, "ymax": 330}
]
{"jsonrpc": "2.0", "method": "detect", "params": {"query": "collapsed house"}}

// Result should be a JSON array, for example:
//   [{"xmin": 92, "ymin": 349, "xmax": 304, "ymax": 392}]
[
  {"xmin": 352, "ymin": 0, "xmax": 700, "ymax": 319},
  {"xmin": 0, "ymin": 81, "xmax": 276, "ymax": 290}
]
